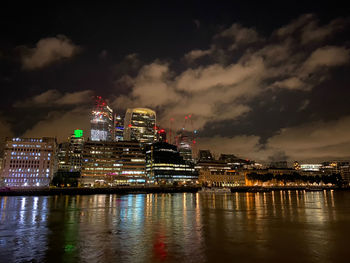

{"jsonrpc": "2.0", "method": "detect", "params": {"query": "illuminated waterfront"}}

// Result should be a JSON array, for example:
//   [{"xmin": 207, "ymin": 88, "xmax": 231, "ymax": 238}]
[{"xmin": 0, "ymin": 191, "xmax": 350, "ymax": 262}]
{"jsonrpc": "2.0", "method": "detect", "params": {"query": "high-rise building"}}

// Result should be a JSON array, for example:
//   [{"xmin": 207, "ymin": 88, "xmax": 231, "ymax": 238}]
[
  {"xmin": 57, "ymin": 129, "xmax": 85, "ymax": 172},
  {"xmin": 1, "ymin": 137, "xmax": 57, "ymax": 187},
  {"xmin": 123, "ymin": 108, "xmax": 156, "ymax": 144},
  {"xmin": 145, "ymin": 142, "xmax": 198, "ymax": 184},
  {"xmin": 90, "ymin": 96, "xmax": 113, "ymax": 141},
  {"xmin": 114, "ymin": 114, "xmax": 124, "ymax": 141},
  {"xmin": 177, "ymin": 135, "xmax": 192, "ymax": 161},
  {"xmin": 81, "ymin": 141, "xmax": 146, "ymax": 186}
]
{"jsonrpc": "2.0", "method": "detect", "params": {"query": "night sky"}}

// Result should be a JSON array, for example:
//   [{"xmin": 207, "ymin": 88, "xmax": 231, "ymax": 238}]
[{"xmin": 1, "ymin": 1, "xmax": 350, "ymax": 162}]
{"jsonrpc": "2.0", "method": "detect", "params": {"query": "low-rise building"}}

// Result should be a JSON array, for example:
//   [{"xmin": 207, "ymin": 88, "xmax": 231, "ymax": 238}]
[
  {"xmin": 198, "ymin": 169, "xmax": 238, "ymax": 187},
  {"xmin": 81, "ymin": 140, "xmax": 146, "ymax": 186},
  {"xmin": 1, "ymin": 137, "xmax": 57, "ymax": 187}
]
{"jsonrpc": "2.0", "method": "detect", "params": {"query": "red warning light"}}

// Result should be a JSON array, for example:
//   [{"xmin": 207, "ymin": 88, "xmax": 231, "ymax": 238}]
[
  {"xmin": 185, "ymin": 116, "xmax": 188, "ymax": 119},
  {"xmin": 189, "ymin": 114, "xmax": 192, "ymax": 118},
  {"xmin": 128, "ymin": 124, "xmax": 132, "ymax": 127},
  {"xmin": 193, "ymin": 140, "xmax": 196, "ymax": 144}
]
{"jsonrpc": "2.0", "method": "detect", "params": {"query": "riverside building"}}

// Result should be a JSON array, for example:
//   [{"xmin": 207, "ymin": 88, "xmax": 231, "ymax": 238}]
[
  {"xmin": 81, "ymin": 141, "xmax": 146, "ymax": 186},
  {"xmin": 123, "ymin": 108, "xmax": 156, "ymax": 144},
  {"xmin": 196, "ymin": 150, "xmax": 238, "ymax": 187},
  {"xmin": 57, "ymin": 129, "xmax": 84, "ymax": 172},
  {"xmin": 1, "ymin": 137, "xmax": 57, "ymax": 187},
  {"xmin": 145, "ymin": 142, "xmax": 198, "ymax": 184}
]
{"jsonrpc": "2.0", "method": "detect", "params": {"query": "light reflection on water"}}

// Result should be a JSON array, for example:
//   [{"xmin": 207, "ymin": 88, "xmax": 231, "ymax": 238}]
[{"xmin": 0, "ymin": 191, "xmax": 350, "ymax": 263}]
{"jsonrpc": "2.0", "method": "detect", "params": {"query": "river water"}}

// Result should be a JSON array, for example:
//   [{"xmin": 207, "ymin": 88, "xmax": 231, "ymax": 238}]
[{"xmin": 0, "ymin": 191, "xmax": 349, "ymax": 263}]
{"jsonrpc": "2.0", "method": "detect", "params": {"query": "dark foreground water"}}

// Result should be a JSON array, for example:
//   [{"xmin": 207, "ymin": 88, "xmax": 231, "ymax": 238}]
[{"xmin": 0, "ymin": 191, "xmax": 350, "ymax": 263}]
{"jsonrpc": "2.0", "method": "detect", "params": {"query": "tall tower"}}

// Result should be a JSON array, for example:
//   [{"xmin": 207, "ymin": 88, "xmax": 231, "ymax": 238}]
[
  {"xmin": 90, "ymin": 96, "xmax": 113, "ymax": 141},
  {"xmin": 123, "ymin": 108, "xmax": 156, "ymax": 144},
  {"xmin": 178, "ymin": 134, "xmax": 193, "ymax": 162}
]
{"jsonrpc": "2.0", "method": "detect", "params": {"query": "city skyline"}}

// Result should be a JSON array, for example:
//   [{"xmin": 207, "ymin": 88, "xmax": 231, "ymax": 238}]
[{"xmin": 1, "ymin": 2, "xmax": 350, "ymax": 162}]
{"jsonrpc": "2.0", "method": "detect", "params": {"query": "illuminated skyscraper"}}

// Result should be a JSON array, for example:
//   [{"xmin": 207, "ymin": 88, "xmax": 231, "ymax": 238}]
[
  {"xmin": 90, "ymin": 96, "xmax": 113, "ymax": 141},
  {"xmin": 123, "ymin": 108, "xmax": 156, "ymax": 144},
  {"xmin": 178, "ymin": 135, "xmax": 193, "ymax": 162}
]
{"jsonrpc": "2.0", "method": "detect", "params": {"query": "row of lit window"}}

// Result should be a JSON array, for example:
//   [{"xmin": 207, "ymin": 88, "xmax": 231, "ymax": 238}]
[
  {"xmin": 9, "ymin": 168, "xmax": 49, "ymax": 172},
  {"xmin": 7, "ymin": 173, "xmax": 50, "ymax": 178},
  {"xmin": 11, "ymin": 144, "xmax": 43, "ymax": 149},
  {"xmin": 11, "ymin": 152, "xmax": 44, "ymax": 156},
  {"xmin": 10, "ymin": 158, "xmax": 40, "ymax": 162},
  {"xmin": 12, "ymin": 138, "xmax": 43, "ymax": 142},
  {"xmin": 5, "ymin": 178, "xmax": 47, "ymax": 183}
]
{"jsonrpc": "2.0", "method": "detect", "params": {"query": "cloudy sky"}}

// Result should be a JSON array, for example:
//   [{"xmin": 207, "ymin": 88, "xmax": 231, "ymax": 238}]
[{"xmin": 1, "ymin": 1, "xmax": 350, "ymax": 162}]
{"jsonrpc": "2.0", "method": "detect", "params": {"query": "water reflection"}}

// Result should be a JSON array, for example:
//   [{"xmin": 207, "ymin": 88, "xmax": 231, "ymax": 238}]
[{"xmin": 0, "ymin": 191, "xmax": 350, "ymax": 262}]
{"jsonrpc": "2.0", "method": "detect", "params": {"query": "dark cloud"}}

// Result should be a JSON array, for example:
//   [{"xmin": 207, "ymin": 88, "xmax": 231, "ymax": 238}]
[
  {"xmin": 19, "ymin": 35, "xmax": 80, "ymax": 70},
  {"xmin": 14, "ymin": 90, "xmax": 93, "ymax": 108},
  {"xmin": 23, "ymin": 107, "xmax": 90, "ymax": 142}
]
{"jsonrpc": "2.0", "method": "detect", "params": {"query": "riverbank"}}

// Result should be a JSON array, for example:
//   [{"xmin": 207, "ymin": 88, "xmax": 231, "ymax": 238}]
[
  {"xmin": 1, "ymin": 185, "xmax": 349, "ymax": 196},
  {"xmin": 0, "ymin": 186, "xmax": 201, "ymax": 196},
  {"xmin": 230, "ymin": 186, "xmax": 344, "ymax": 192}
]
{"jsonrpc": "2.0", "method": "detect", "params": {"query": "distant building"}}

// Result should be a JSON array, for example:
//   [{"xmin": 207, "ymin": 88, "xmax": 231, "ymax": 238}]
[
  {"xmin": 340, "ymin": 166, "xmax": 350, "ymax": 185},
  {"xmin": 300, "ymin": 164, "xmax": 322, "ymax": 171},
  {"xmin": 1, "ymin": 137, "xmax": 57, "ymax": 187},
  {"xmin": 81, "ymin": 141, "xmax": 146, "ymax": 186},
  {"xmin": 123, "ymin": 108, "xmax": 156, "ymax": 144},
  {"xmin": 198, "ymin": 150, "xmax": 214, "ymax": 161},
  {"xmin": 157, "ymin": 128, "xmax": 167, "ymax": 143},
  {"xmin": 178, "ymin": 135, "xmax": 192, "ymax": 161},
  {"xmin": 321, "ymin": 161, "xmax": 350, "ymax": 184},
  {"xmin": 293, "ymin": 161, "xmax": 301, "ymax": 170},
  {"xmin": 219, "ymin": 154, "xmax": 251, "ymax": 168},
  {"xmin": 270, "ymin": 161, "xmax": 288, "ymax": 169},
  {"xmin": 90, "ymin": 96, "xmax": 114, "ymax": 141},
  {"xmin": 114, "ymin": 114, "xmax": 124, "ymax": 141},
  {"xmin": 145, "ymin": 142, "xmax": 198, "ymax": 184},
  {"xmin": 57, "ymin": 129, "xmax": 84, "ymax": 172}
]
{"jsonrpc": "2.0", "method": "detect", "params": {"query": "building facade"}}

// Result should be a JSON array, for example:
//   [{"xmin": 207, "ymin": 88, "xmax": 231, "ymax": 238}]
[
  {"xmin": 57, "ymin": 129, "xmax": 84, "ymax": 172},
  {"xmin": 146, "ymin": 142, "xmax": 198, "ymax": 184},
  {"xmin": 81, "ymin": 141, "xmax": 146, "ymax": 186},
  {"xmin": 90, "ymin": 96, "xmax": 114, "ymax": 141},
  {"xmin": 123, "ymin": 108, "xmax": 156, "ymax": 144},
  {"xmin": 1, "ymin": 137, "xmax": 57, "ymax": 187},
  {"xmin": 114, "ymin": 114, "xmax": 124, "ymax": 141},
  {"xmin": 198, "ymin": 169, "xmax": 238, "ymax": 187},
  {"xmin": 177, "ymin": 135, "xmax": 193, "ymax": 162}
]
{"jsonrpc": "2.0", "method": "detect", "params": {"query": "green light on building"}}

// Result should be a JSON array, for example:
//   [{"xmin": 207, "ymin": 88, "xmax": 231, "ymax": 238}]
[{"xmin": 74, "ymin": 129, "xmax": 83, "ymax": 138}]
